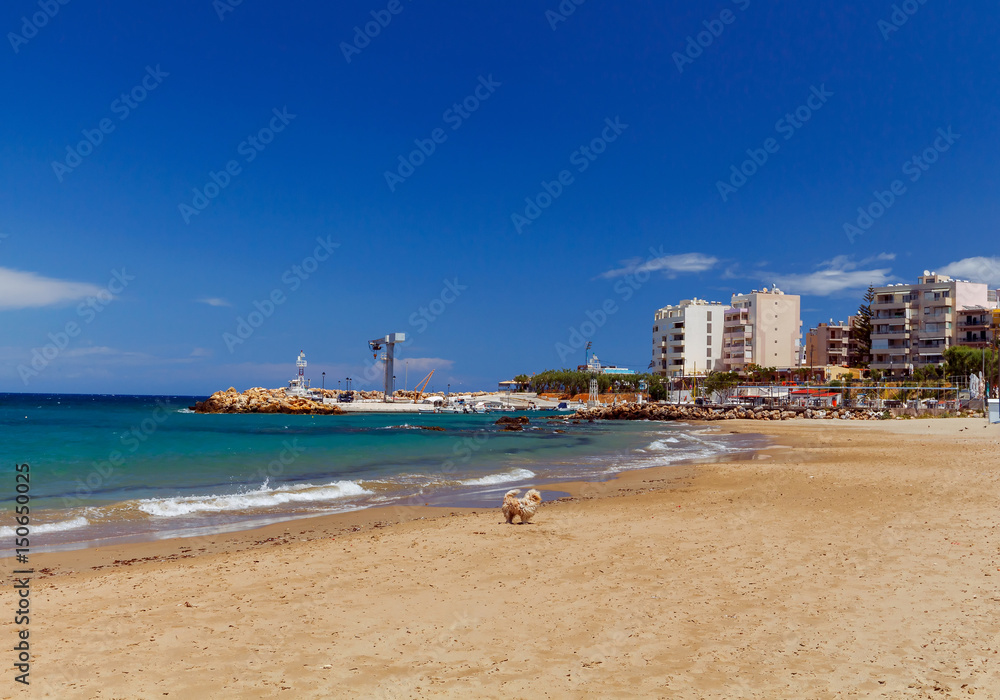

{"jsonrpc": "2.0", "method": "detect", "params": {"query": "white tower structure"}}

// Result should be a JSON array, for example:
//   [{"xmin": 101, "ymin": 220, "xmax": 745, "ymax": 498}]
[{"xmin": 287, "ymin": 350, "xmax": 309, "ymax": 396}]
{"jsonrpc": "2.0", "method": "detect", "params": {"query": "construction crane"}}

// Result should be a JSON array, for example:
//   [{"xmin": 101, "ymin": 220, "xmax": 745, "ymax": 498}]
[
  {"xmin": 368, "ymin": 332, "xmax": 406, "ymax": 402},
  {"xmin": 411, "ymin": 369, "xmax": 435, "ymax": 403}
]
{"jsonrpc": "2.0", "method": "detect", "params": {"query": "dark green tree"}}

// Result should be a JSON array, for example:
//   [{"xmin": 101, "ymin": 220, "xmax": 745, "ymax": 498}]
[{"xmin": 852, "ymin": 285, "xmax": 875, "ymax": 367}]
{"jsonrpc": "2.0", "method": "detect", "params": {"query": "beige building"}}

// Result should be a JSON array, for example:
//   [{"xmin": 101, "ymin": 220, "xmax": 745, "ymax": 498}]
[
  {"xmin": 805, "ymin": 318, "xmax": 857, "ymax": 367},
  {"xmin": 723, "ymin": 287, "xmax": 801, "ymax": 371},
  {"xmin": 652, "ymin": 298, "xmax": 725, "ymax": 377},
  {"xmin": 871, "ymin": 272, "xmax": 997, "ymax": 376}
]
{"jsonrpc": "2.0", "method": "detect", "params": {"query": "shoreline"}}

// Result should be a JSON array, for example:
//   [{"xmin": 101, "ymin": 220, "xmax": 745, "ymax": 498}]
[
  {"xmin": 5, "ymin": 426, "xmax": 767, "ymax": 574},
  {"xmin": 8, "ymin": 417, "xmax": 1000, "ymax": 698},
  {"xmin": 6, "ymin": 421, "xmax": 767, "ymax": 557}
]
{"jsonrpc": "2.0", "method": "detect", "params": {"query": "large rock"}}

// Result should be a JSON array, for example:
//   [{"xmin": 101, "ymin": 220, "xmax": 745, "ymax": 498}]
[{"xmin": 191, "ymin": 387, "xmax": 342, "ymax": 415}]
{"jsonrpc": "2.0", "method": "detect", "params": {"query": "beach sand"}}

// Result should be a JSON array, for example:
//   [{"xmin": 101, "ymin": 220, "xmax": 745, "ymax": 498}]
[{"xmin": 4, "ymin": 418, "xmax": 1000, "ymax": 698}]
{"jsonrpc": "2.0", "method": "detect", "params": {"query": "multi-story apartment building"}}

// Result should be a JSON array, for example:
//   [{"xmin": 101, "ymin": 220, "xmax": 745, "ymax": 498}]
[
  {"xmin": 723, "ymin": 287, "xmax": 801, "ymax": 371},
  {"xmin": 651, "ymin": 298, "xmax": 725, "ymax": 377},
  {"xmin": 805, "ymin": 317, "xmax": 858, "ymax": 367},
  {"xmin": 871, "ymin": 272, "xmax": 996, "ymax": 376}
]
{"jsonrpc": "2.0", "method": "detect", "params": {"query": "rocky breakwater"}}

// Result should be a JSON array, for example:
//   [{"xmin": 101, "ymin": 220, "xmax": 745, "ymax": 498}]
[
  {"xmin": 191, "ymin": 387, "xmax": 342, "ymax": 415},
  {"xmin": 571, "ymin": 403, "xmax": 899, "ymax": 422}
]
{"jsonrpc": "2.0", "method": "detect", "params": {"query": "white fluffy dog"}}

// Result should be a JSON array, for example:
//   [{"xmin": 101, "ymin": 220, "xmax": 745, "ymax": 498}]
[{"xmin": 501, "ymin": 488, "xmax": 542, "ymax": 524}]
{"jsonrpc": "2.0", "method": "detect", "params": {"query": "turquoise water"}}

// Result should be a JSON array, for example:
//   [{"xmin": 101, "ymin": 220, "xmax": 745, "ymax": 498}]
[{"xmin": 0, "ymin": 394, "xmax": 760, "ymax": 551}]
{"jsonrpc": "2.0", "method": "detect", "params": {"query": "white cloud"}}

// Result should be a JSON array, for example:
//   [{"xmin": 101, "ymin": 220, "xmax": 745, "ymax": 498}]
[
  {"xmin": 767, "ymin": 255, "xmax": 895, "ymax": 296},
  {"xmin": 198, "ymin": 297, "xmax": 231, "ymax": 307},
  {"xmin": 0, "ymin": 267, "xmax": 105, "ymax": 310},
  {"xmin": 399, "ymin": 357, "xmax": 454, "ymax": 372},
  {"xmin": 939, "ymin": 257, "xmax": 1000, "ymax": 287},
  {"xmin": 599, "ymin": 251, "xmax": 719, "ymax": 279}
]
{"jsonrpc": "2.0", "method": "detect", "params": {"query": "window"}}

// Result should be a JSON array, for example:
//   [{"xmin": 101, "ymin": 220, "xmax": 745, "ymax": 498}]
[
  {"xmin": 707, "ymin": 323, "xmax": 712, "ymax": 333},
  {"xmin": 707, "ymin": 311, "xmax": 713, "ymax": 322},
  {"xmin": 706, "ymin": 335, "xmax": 712, "ymax": 345},
  {"xmin": 706, "ymin": 348, "xmax": 712, "ymax": 358}
]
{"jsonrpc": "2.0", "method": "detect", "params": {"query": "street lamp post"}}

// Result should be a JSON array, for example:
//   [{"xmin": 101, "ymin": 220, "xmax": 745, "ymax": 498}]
[
  {"xmin": 392, "ymin": 375, "xmax": 396, "ymax": 400},
  {"xmin": 322, "ymin": 372, "xmax": 325, "ymax": 391}
]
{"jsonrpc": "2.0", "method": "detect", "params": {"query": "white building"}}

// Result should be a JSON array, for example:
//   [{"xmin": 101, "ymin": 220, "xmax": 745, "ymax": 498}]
[
  {"xmin": 652, "ymin": 298, "xmax": 726, "ymax": 377},
  {"xmin": 723, "ymin": 287, "xmax": 801, "ymax": 371}
]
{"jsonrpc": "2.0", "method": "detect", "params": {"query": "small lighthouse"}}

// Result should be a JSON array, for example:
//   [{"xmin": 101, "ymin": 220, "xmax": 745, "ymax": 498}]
[{"xmin": 287, "ymin": 350, "xmax": 310, "ymax": 396}]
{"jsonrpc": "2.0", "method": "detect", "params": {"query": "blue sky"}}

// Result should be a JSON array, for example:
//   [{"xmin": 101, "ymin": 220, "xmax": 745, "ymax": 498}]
[{"xmin": 2, "ymin": 0, "xmax": 999, "ymax": 395}]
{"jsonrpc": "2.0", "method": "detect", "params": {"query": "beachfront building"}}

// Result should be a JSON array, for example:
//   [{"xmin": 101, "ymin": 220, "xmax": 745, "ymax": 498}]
[
  {"xmin": 805, "ymin": 317, "xmax": 858, "ymax": 368},
  {"xmin": 723, "ymin": 287, "xmax": 802, "ymax": 371},
  {"xmin": 871, "ymin": 272, "xmax": 997, "ymax": 376},
  {"xmin": 651, "ymin": 298, "xmax": 725, "ymax": 377}
]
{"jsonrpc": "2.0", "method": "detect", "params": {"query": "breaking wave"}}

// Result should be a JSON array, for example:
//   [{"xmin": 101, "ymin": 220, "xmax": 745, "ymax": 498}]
[
  {"xmin": 459, "ymin": 468, "xmax": 536, "ymax": 486},
  {"xmin": 0, "ymin": 516, "xmax": 89, "ymax": 537},
  {"xmin": 137, "ymin": 480, "xmax": 372, "ymax": 518}
]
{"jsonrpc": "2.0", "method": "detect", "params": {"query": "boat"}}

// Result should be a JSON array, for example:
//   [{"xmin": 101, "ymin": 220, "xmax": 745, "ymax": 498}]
[{"xmin": 478, "ymin": 401, "xmax": 516, "ymax": 413}]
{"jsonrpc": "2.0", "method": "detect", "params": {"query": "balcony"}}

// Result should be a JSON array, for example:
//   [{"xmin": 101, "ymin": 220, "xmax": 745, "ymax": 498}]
[
  {"xmin": 872, "ymin": 328, "xmax": 909, "ymax": 339},
  {"xmin": 958, "ymin": 319, "xmax": 989, "ymax": 329},
  {"xmin": 874, "ymin": 296, "xmax": 918, "ymax": 309}
]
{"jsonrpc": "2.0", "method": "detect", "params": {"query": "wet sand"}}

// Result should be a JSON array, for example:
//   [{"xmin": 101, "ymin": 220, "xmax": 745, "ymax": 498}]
[{"xmin": 3, "ymin": 417, "xmax": 1000, "ymax": 698}]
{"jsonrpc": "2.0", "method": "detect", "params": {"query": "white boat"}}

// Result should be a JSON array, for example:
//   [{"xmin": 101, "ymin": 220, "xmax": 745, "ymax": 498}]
[{"xmin": 478, "ymin": 401, "xmax": 516, "ymax": 413}]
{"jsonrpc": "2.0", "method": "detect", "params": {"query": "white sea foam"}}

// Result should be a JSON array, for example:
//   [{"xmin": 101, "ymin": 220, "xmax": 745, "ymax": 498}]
[
  {"xmin": 137, "ymin": 480, "xmax": 372, "ymax": 518},
  {"xmin": 459, "ymin": 468, "xmax": 536, "ymax": 486},
  {"xmin": 176, "ymin": 408, "xmax": 195, "ymax": 414},
  {"xmin": 0, "ymin": 516, "xmax": 89, "ymax": 537},
  {"xmin": 646, "ymin": 437, "xmax": 681, "ymax": 450}
]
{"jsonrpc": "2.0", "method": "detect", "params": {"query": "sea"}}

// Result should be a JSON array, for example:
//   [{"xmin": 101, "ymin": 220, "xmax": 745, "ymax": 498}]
[{"xmin": 0, "ymin": 394, "xmax": 766, "ymax": 553}]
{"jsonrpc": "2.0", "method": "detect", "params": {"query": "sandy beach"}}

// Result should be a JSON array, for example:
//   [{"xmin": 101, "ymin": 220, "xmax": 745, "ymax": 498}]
[{"xmin": 5, "ymin": 417, "xmax": 1000, "ymax": 698}]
